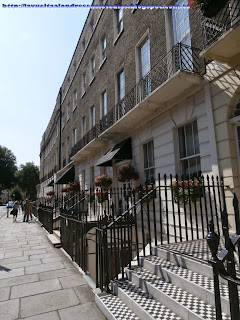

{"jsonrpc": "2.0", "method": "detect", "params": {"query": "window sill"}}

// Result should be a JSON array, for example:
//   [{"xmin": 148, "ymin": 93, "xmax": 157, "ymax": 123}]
[
  {"xmin": 89, "ymin": 76, "xmax": 95, "ymax": 86},
  {"xmin": 99, "ymin": 57, "xmax": 107, "ymax": 70},
  {"xmin": 81, "ymin": 91, "xmax": 86, "ymax": 99},
  {"xmin": 113, "ymin": 28, "xmax": 124, "ymax": 46}
]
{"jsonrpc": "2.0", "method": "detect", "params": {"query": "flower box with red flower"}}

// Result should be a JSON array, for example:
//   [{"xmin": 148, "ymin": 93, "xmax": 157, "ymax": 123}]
[
  {"xmin": 87, "ymin": 191, "xmax": 95, "ymax": 203},
  {"xmin": 171, "ymin": 177, "xmax": 202, "ymax": 204}
]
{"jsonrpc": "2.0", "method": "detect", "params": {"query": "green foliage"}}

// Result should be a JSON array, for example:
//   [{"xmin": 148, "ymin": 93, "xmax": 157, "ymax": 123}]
[
  {"xmin": 0, "ymin": 145, "xmax": 17, "ymax": 192},
  {"xmin": 10, "ymin": 185, "xmax": 24, "ymax": 201},
  {"xmin": 15, "ymin": 162, "xmax": 39, "ymax": 199}
]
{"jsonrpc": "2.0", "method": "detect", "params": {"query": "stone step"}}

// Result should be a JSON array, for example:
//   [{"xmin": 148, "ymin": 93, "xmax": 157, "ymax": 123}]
[
  {"xmin": 140, "ymin": 255, "xmax": 232, "ymax": 315},
  {"xmin": 112, "ymin": 279, "xmax": 182, "ymax": 320},
  {"xmin": 53, "ymin": 230, "xmax": 60, "ymax": 241},
  {"xmin": 47, "ymin": 234, "xmax": 61, "ymax": 247},
  {"xmin": 125, "ymin": 267, "xmax": 230, "ymax": 320},
  {"xmin": 95, "ymin": 292, "xmax": 140, "ymax": 320}
]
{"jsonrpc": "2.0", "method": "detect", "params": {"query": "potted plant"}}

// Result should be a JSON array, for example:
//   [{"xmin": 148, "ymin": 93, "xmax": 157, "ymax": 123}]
[
  {"xmin": 94, "ymin": 174, "xmax": 112, "ymax": 189},
  {"xmin": 170, "ymin": 177, "xmax": 202, "ymax": 204},
  {"xmin": 192, "ymin": 0, "xmax": 229, "ymax": 18},
  {"xmin": 118, "ymin": 166, "xmax": 139, "ymax": 183}
]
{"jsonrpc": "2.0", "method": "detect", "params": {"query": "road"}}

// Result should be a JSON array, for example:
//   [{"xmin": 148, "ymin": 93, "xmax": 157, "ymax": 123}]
[{"xmin": 0, "ymin": 205, "xmax": 8, "ymax": 219}]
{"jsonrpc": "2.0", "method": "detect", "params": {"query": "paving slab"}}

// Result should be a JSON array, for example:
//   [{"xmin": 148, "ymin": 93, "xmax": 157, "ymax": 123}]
[
  {"xmin": 11, "ymin": 278, "xmax": 62, "ymax": 299},
  {"xmin": 58, "ymin": 302, "xmax": 106, "ymax": 320},
  {"xmin": 0, "ymin": 298, "xmax": 19, "ymax": 320},
  {"xmin": 26, "ymin": 261, "xmax": 65, "ymax": 275},
  {"xmin": 59, "ymin": 275, "xmax": 86, "ymax": 289},
  {"xmin": 38, "ymin": 267, "xmax": 78, "ymax": 281},
  {"xmin": 21, "ymin": 311, "xmax": 60, "ymax": 320},
  {"xmin": 73, "ymin": 285, "xmax": 95, "ymax": 304},
  {"xmin": 0, "ymin": 274, "xmax": 39, "ymax": 289},
  {"xmin": 0, "ymin": 267, "xmax": 25, "ymax": 280},
  {"xmin": 0, "ymin": 286, "xmax": 10, "ymax": 301},
  {"xmin": 20, "ymin": 288, "xmax": 80, "ymax": 318}
]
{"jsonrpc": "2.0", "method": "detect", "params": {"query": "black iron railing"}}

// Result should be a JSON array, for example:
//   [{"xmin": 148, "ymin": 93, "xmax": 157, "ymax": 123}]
[
  {"xmin": 99, "ymin": 43, "xmax": 204, "ymax": 134},
  {"xmin": 38, "ymin": 205, "xmax": 54, "ymax": 234},
  {"xmin": 69, "ymin": 125, "xmax": 99, "ymax": 158},
  {"xmin": 95, "ymin": 174, "xmax": 227, "ymax": 292},
  {"xmin": 202, "ymin": 0, "xmax": 240, "ymax": 48}
]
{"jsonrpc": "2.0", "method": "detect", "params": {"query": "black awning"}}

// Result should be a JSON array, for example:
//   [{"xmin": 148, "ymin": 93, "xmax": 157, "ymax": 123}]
[
  {"xmin": 46, "ymin": 179, "xmax": 54, "ymax": 187},
  {"xmin": 55, "ymin": 165, "xmax": 75, "ymax": 184},
  {"xmin": 96, "ymin": 138, "xmax": 132, "ymax": 166}
]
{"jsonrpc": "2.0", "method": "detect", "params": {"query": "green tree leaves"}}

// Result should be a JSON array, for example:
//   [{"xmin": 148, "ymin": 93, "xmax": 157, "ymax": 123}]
[
  {"xmin": 15, "ymin": 162, "xmax": 39, "ymax": 199},
  {"xmin": 0, "ymin": 145, "xmax": 17, "ymax": 192}
]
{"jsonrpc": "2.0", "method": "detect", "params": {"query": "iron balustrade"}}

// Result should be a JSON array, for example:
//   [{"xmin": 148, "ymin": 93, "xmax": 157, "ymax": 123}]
[
  {"xmin": 95, "ymin": 174, "xmax": 228, "ymax": 292},
  {"xmin": 99, "ymin": 43, "xmax": 204, "ymax": 135},
  {"xmin": 202, "ymin": 0, "xmax": 240, "ymax": 48},
  {"xmin": 69, "ymin": 125, "xmax": 99, "ymax": 159}
]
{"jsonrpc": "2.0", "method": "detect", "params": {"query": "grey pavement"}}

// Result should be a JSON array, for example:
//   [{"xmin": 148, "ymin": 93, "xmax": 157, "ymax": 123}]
[{"xmin": 0, "ymin": 207, "xmax": 106, "ymax": 320}]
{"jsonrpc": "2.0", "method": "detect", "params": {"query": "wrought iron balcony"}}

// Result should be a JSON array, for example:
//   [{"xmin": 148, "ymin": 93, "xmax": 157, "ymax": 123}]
[
  {"xmin": 70, "ymin": 125, "xmax": 99, "ymax": 159},
  {"xmin": 99, "ymin": 43, "xmax": 204, "ymax": 135},
  {"xmin": 201, "ymin": 1, "xmax": 240, "ymax": 64},
  {"xmin": 69, "ymin": 44, "xmax": 203, "ymax": 160}
]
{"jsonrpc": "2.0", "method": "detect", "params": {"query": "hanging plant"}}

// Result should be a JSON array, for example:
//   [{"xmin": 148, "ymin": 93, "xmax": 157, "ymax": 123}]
[
  {"xmin": 192, "ymin": 0, "xmax": 229, "ymax": 18},
  {"xmin": 118, "ymin": 166, "xmax": 139, "ymax": 183},
  {"xmin": 68, "ymin": 181, "xmax": 80, "ymax": 192},
  {"xmin": 94, "ymin": 174, "xmax": 112, "ymax": 189}
]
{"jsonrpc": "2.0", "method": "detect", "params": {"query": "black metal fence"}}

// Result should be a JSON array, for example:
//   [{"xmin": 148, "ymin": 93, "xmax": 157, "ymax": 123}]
[
  {"xmin": 38, "ymin": 205, "xmax": 54, "ymax": 234},
  {"xmin": 95, "ymin": 174, "xmax": 230, "ymax": 291},
  {"xmin": 202, "ymin": 0, "xmax": 240, "ymax": 48}
]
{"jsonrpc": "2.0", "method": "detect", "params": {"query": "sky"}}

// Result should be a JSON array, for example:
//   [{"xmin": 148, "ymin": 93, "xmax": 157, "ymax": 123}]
[{"xmin": 0, "ymin": 0, "xmax": 91, "ymax": 168}]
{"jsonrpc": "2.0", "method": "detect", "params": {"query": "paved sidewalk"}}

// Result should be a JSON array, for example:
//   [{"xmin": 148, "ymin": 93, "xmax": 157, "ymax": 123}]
[{"xmin": 0, "ymin": 208, "xmax": 106, "ymax": 320}]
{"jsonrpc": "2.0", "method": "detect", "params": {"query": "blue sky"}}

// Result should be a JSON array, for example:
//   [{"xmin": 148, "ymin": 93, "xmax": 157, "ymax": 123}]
[{"xmin": 0, "ymin": 1, "xmax": 91, "ymax": 168}]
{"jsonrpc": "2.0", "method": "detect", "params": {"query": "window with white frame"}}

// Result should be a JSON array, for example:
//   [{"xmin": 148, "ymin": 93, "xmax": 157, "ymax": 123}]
[
  {"xmin": 73, "ymin": 90, "xmax": 77, "ymax": 111},
  {"xmin": 101, "ymin": 90, "xmax": 107, "ymax": 117},
  {"xmin": 139, "ymin": 37, "xmax": 151, "ymax": 99},
  {"xmin": 90, "ymin": 56, "xmax": 95, "ymax": 80},
  {"xmin": 117, "ymin": 69, "xmax": 125, "ymax": 117},
  {"xmin": 143, "ymin": 140, "xmax": 155, "ymax": 182},
  {"xmin": 82, "ymin": 116, "xmax": 86, "ymax": 137},
  {"xmin": 90, "ymin": 105, "xmax": 95, "ymax": 128},
  {"xmin": 178, "ymin": 120, "xmax": 201, "ymax": 178},
  {"xmin": 114, "ymin": 4, "xmax": 123, "ymax": 38},
  {"xmin": 172, "ymin": 0, "xmax": 191, "ymax": 46},
  {"xmin": 67, "ymin": 103, "xmax": 70, "ymax": 121},
  {"xmin": 73, "ymin": 128, "xmax": 77, "ymax": 146},
  {"xmin": 82, "ymin": 73, "xmax": 86, "ymax": 95},
  {"xmin": 101, "ymin": 35, "xmax": 106, "ymax": 62}
]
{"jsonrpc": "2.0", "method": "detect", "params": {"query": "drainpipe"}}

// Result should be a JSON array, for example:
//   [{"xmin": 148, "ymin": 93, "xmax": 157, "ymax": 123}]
[{"xmin": 59, "ymin": 87, "xmax": 62, "ymax": 171}]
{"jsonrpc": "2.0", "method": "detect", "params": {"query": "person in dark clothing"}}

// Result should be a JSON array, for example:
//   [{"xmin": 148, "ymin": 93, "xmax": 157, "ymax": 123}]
[{"xmin": 23, "ymin": 199, "xmax": 31, "ymax": 222}]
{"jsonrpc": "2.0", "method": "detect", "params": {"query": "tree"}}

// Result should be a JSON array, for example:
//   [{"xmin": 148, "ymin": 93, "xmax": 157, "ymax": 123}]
[
  {"xmin": 16, "ymin": 162, "xmax": 39, "ymax": 199},
  {"xmin": 10, "ymin": 185, "xmax": 23, "ymax": 201},
  {"xmin": 0, "ymin": 145, "xmax": 17, "ymax": 192}
]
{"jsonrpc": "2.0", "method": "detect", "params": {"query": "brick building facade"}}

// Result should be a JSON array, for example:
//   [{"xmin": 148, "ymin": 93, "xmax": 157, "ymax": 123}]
[{"xmin": 39, "ymin": 0, "xmax": 240, "ymax": 229}]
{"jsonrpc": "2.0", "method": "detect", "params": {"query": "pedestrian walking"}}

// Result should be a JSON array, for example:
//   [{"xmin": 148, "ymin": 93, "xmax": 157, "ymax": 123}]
[
  {"xmin": 23, "ymin": 199, "xmax": 31, "ymax": 222},
  {"xmin": 12, "ymin": 201, "xmax": 19, "ymax": 222}
]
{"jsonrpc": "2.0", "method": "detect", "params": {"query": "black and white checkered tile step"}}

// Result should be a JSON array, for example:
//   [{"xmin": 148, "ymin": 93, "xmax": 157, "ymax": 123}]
[
  {"xmin": 112, "ymin": 279, "xmax": 182, "ymax": 320},
  {"xmin": 126, "ymin": 267, "xmax": 231, "ymax": 320},
  {"xmin": 96, "ymin": 292, "xmax": 140, "ymax": 320},
  {"xmin": 142, "ymin": 255, "xmax": 231, "ymax": 299}
]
